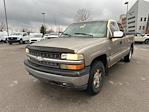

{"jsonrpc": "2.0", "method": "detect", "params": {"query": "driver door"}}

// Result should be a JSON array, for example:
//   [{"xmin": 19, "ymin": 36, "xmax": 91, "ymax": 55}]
[{"xmin": 109, "ymin": 21, "xmax": 124, "ymax": 66}]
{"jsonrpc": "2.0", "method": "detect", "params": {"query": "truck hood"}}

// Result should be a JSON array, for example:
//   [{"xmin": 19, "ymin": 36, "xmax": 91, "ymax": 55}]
[{"xmin": 31, "ymin": 37, "xmax": 107, "ymax": 52}]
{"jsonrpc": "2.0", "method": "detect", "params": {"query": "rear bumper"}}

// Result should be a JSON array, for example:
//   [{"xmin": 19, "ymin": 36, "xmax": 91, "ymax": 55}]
[
  {"xmin": 24, "ymin": 60, "xmax": 90, "ymax": 89},
  {"xmin": 29, "ymin": 39, "xmax": 41, "ymax": 43}
]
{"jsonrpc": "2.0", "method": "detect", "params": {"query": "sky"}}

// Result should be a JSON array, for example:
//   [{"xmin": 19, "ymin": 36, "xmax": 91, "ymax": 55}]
[{"xmin": 0, "ymin": 0, "xmax": 138, "ymax": 32}]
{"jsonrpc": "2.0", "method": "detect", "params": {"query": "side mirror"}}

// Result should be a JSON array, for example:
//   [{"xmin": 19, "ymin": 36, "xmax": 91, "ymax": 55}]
[
  {"xmin": 113, "ymin": 31, "xmax": 124, "ymax": 38},
  {"xmin": 23, "ymin": 34, "xmax": 27, "ymax": 36}
]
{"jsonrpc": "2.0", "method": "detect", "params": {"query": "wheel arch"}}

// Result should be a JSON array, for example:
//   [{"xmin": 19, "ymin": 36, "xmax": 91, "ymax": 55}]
[{"xmin": 90, "ymin": 54, "xmax": 108, "ymax": 71}]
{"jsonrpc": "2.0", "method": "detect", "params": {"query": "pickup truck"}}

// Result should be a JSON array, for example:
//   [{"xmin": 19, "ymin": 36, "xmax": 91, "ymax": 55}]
[{"xmin": 24, "ymin": 20, "xmax": 134, "ymax": 95}]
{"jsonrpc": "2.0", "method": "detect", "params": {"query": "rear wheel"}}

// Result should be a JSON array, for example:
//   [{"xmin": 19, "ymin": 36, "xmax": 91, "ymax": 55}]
[
  {"xmin": 87, "ymin": 61, "xmax": 105, "ymax": 95},
  {"xmin": 144, "ymin": 39, "xmax": 149, "ymax": 44},
  {"xmin": 124, "ymin": 47, "xmax": 133, "ymax": 62}
]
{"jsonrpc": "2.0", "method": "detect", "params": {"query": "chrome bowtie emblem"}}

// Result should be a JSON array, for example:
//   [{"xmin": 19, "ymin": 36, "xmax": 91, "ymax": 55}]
[{"xmin": 37, "ymin": 56, "xmax": 43, "ymax": 61}]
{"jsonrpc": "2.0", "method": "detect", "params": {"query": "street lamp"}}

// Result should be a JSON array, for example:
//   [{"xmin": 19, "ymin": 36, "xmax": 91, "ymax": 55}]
[
  {"xmin": 41, "ymin": 12, "xmax": 46, "ymax": 26},
  {"xmin": 124, "ymin": 1, "xmax": 129, "ymax": 32},
  {"xmin": 3, "ymin": 0, "xmax": 9, "ymax": 36}
]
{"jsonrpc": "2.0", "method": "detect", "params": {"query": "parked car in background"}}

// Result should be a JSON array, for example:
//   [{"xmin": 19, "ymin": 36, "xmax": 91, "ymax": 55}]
[
  {"xmin": 143, "ymin": 34, "xmax": 149, "ymax": 44},
  {"xmin": 8, "ymin": 32, "xmax": 29, "ymax": 45},
  {"xmin": 134, "ymin": 33, "xmax": 144, "ymax": 43},
  {"xmin": 0, "ymin": 32, "xmax": 3, "ymax": 42},
  {"xmin": 126, "ymin": 32, "xmax": 149, "ymax": 44},
  {"xmin": 0, "ymin": 31, "xmax": 8, "ymax": 43},
  {"xmin": 29, "ymin": 33, "xmax": 43, "ymax": 43},
  {"xmin": 43, "ymin": 33, "xmax": 59, "ymax": 40},
  {"xmin": 134, "ymin": 33, "xmax": 149, "ymax": 44}
]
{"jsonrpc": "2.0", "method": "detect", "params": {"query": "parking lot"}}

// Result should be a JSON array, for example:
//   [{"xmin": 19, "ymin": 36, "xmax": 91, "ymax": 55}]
[{"xmin": 0, "ymin": 43, "xmax": 149, "ymax": 112}]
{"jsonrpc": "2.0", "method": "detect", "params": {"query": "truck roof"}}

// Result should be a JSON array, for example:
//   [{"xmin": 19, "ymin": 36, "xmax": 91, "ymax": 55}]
[{"xmin": 72, "ymin": 19, "xmax": 116, "ymax": 24}]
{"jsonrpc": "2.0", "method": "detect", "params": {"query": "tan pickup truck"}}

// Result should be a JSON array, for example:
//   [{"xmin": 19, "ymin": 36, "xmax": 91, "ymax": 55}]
[{"xmin": 24, "ymin": 20, "xmax": 134, "ymax": 95}]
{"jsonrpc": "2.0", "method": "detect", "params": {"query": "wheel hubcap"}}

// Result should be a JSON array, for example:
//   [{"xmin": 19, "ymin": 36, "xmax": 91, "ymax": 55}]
[
  {"xmin": 93, "ymin": 69, "xmax": 102, "ymax": 88},
  {"xmin": 146, "ymin": 40, "xmax": 149, "ymax": 44},
  {"xmin": 129, "ymin": 50, "xmax": 132, "ymax": 60},
  {"xmin": 20, "ymin": 40, "xmax": 23, "ymax": 43}
]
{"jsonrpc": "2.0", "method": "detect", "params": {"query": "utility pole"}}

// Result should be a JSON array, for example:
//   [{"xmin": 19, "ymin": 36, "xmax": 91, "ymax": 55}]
[
  {"xmin": 124, "ymin": 2, "xmax": 129, "ymax": 32},
  {"xmin": 41, "ymin": 12, "xmax": 46, "ymax": 26},
  {"xmin": 53, "ymin": 16, "xmax": 57, "ymax": 32},
  {"xmin": 3, "ymin": 0, "xmax": 9, "ymax": 36}
]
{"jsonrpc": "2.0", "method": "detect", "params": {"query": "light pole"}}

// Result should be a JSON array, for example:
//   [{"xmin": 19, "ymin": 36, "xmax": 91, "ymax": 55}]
[
  {"xmin": 124, "ymin": 2, "xmax": 129, "ymax": 32},
  {"xmin": 3, "ymin": 0, "xmax": 9, "ymax": 36},
  {"xmin": 41, "ymin": 12, "xmax": 46, "ymax": 26}
]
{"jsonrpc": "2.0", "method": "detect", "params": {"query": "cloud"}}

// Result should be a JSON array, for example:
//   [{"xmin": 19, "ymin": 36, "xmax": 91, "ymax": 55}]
[{"xmin": 0, "ymin": 0, "xmax": 136, "ymax": 31}]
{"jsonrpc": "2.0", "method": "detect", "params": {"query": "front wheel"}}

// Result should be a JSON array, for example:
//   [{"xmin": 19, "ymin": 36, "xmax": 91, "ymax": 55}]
[
  {"xmin": 19, "ymin": 39, "xmax": 24, "ymax": 44},
  {"xmin": 87, "ymin": 61, "xmax": 105, "ymax": 95},
  {"xmin": 8, "ymin": 42, "xmax": 12, "ymax": 45}
]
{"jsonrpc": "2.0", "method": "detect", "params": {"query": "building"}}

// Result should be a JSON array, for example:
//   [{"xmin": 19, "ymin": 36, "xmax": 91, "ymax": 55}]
[
  {"xmin": 119, "ymin": 14, "xmax": 127, "ymax": 31},
  {"xmin": 127, "ymin": 0, "xmax": 149, "ymax": 34}
]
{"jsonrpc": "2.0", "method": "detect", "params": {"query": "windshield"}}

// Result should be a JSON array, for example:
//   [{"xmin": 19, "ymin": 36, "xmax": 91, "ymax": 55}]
[
  {"xmin": 11, "ymin": 33, "xmax": 22, "ymax": 36},
  {"xmin": 62, "ymin": 21, "xmax": 107, "ymax": 38}
]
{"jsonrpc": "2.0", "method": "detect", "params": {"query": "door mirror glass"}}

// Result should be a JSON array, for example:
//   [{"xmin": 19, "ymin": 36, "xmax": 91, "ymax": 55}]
[{"xmin": 113, "ymin": 31, "xmax": 123, "ymax": 38}]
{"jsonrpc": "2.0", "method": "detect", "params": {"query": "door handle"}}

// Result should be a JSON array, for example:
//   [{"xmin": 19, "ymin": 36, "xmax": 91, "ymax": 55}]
[{"xmin": 120, "ymin": 41, "xmax": 122, "ymax": 44}]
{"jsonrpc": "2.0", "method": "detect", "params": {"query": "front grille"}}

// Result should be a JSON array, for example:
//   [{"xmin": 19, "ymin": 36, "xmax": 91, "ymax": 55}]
[
  {"xmin": 29, "ymin": 49, "xmax": 61, "ymax": 59},
  {"xmin": 28, "ymin": 49, "xmax": 61, "ymax": 68},
  {"xmin": 31, "ymin": 40, "xmax": 37, "ymax": 41},
  {"xmin": 8, "ymin": 37, "xmax": 17, "ymax": 40},
  {"xmin": 29, "ymin": 57, "xmax": 59, "ymax": 68}
]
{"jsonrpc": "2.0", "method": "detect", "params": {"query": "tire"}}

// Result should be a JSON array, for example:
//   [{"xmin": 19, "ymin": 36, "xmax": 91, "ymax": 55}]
[
  {"xmin": 144, "ymin": 39, "xmax": 149, "ymax": 44},
  {"xmin": 19, "ymin": 39, "xmax": 24, "ymax": 44},
  {"xmin": 8, "ymin": 42, "xmax": 12, "ymax": 45},
  {"xmin": 87, "ymin": 61, "xmax": 105, "ymax": 95},
  {"xmin": 124, "ymin": 47, "xmax": 133, "ymax": 62},
  {"xmin": 4, "ymin": 38, "xmax": 7, "ymax": 43}
]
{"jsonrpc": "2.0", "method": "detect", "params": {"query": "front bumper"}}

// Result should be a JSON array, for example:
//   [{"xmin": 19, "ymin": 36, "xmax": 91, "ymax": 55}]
[
  {"xmin": 24, "ymin": 60, "xmax": 90, "ymax": 89},
  {"xmin": 8, "ymin": 40, "xmax": 20, "ymax": 43}
]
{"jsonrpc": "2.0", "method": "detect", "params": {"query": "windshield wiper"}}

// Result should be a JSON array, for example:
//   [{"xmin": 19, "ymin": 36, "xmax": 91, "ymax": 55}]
[{"xmin": 74, "ymin": 33, "xmax": 93, "ymax": 37}]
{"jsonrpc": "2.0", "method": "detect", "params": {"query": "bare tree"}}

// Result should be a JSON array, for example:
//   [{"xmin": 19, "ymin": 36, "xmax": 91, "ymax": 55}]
[
  {"xmin": 75, "ymin": 9, "xmax": 90, "ymax": 22},
  {"xmin": 0, "ymin": 22, "xmax": 5, "ymax": 31}
]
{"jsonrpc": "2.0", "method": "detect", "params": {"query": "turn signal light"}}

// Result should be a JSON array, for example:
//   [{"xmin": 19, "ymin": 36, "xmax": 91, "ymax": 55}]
[{"xmin": 60, "ymin": 64, "xmax": 85, "ymax": 70}]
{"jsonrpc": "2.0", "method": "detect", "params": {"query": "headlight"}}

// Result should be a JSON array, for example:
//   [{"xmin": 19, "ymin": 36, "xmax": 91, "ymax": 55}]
[
  {"xmin": 61, "ymin": 53, "xmax": 84, "ymax": 60},
  {"xmin": 25, "ymin": 48, "xmax": 29, "ymax": 54}
]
